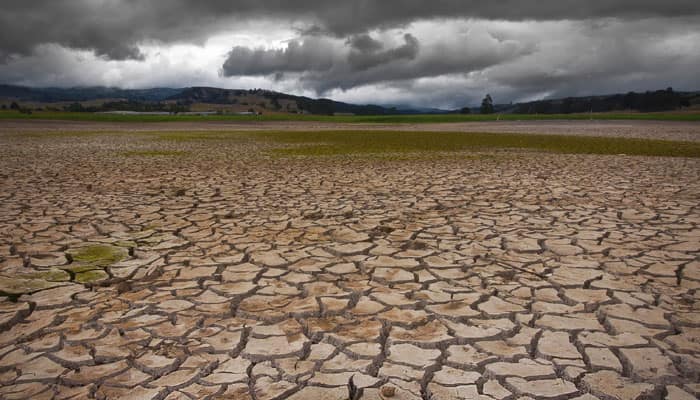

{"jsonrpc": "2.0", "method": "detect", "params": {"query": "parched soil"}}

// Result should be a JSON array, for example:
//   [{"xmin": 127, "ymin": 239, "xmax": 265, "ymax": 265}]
[
  {"xmin": 3, "ymin": 118, "xmax": 700, "ymax": 142},
  {"xmin": 0, "ymin": 123, "xmax": 699, "ymax": 399}
]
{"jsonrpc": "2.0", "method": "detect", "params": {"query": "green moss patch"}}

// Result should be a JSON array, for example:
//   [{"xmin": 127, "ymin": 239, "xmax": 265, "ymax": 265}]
[
  {"xmin": 59, "ymin": 244, "xmax": 129, "ymax": 285},
  {"xmin": 0, "ymin": 244, "xmax": 130, "ymax": 297},
  {"xmin": 67, "ymin": 244, "xmax": 128, "ymax": 267},
  {"xmin": 75, "ymin": 270, "xmax": 110, "ymax": 284}
]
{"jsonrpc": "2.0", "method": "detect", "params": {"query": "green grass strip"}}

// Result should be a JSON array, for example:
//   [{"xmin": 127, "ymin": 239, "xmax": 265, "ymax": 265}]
[
  {"xmin": 253, "ymin": 130, "xmax": 700, "ymax": 158},
  {"xmin": 2, "ymin": 110, "xmax": 699, "ymax": 123}
]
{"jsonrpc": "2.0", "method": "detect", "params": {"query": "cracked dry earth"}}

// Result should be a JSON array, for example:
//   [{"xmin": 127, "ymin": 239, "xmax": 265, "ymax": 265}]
[{"xmin": 0, "ymin": 130, "xmax": 699, "ymax": 400}]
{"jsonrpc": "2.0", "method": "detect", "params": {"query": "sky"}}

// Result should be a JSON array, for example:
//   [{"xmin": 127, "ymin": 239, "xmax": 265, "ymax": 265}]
[{"xmin": 1, "ymin": 1, "xmax": 699, "ymax": 109}]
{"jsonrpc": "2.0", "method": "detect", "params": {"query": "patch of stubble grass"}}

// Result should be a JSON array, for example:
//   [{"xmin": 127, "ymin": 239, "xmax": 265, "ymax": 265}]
[
  {"xmin": 2, "ymin": 110, "xmax": 700, "ymax": 122},
  {"xmin": 257, "ymin": 130, "xmax": 700, "ymax": 158}
]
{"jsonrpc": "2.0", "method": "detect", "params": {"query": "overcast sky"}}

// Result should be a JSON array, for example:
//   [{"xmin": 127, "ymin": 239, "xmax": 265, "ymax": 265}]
[{"xmin": 1, "ymin": 1, "xmax": 699, "ymax": 108}]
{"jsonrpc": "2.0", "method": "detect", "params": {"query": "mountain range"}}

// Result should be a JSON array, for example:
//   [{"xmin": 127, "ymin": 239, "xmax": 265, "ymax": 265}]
[{"xmin": 1, "ymin": 84, "xmax": 698, "ymax": 115}]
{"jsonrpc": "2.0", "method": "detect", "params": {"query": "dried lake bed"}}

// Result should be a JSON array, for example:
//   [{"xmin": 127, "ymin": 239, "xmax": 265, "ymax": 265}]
[{"xmin": 0, "ymin": 119, "xmax": 699, "ymax": 399}]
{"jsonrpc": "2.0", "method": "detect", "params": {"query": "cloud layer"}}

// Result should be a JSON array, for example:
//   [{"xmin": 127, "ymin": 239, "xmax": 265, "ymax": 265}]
[
  {"xmin": 1, "ymin": 1, "xmax": 699, "ymax": 108},
  {"xmin": 220, "ymin": 18, "xmax": 700, "ymax": 105},
  {"xmin": 2, "ymin": 1, "xmax": 700, "ymax": 60}
]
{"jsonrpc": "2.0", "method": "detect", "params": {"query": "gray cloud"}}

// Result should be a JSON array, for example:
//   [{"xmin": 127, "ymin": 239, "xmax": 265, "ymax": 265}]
[
  {"xmin": 1, "ymin": 1, "xmax": 700, "ymax": 60},
  {"xmin": 221, "ymin": 32, "xmax": 424, "ymax": 82},
  {"xmin": 347, "ymin": 34, "xmax": 419, "ymax": 71},
  {"xmin": 222, "ymin": 37, "xmax": 335, "ymax": 76},
  {"xmin": 0, "ymin": 2, "xmax": 699, "ymax": 109},
  {"xmin": 218, "ymin": 16, "xmax": 700, "ymax": 104},
  {"xmin": 481, "ymin": 18, "xmax": 700, "ymax": 101},
  {"xmin": 221, "ymin": 26, "xmax": 535, "ymax": 93},
  {"xmin": 347, "ymin": 35, "xmax": 384, "ymax": 53}
]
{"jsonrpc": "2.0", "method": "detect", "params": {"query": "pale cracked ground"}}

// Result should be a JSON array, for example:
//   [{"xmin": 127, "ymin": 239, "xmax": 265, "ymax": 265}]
[{"xmin": 0, "ymin": 125, "xmax": 699, "ymax": 400}]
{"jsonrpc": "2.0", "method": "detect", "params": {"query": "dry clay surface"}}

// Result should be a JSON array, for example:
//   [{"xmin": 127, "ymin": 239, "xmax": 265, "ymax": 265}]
[
  {"xmin": 0, "ymin": 127, "xmax": 699, "ymax": 400},
  {"xmin": 3, "ymin": 119, "xmax": 700, "ymax": 142}
]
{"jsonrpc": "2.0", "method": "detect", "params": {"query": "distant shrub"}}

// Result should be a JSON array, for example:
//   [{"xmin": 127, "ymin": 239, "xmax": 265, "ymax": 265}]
[{"xmin": 480, "ymin": 94, "xmax": 494, "ymax": 114}]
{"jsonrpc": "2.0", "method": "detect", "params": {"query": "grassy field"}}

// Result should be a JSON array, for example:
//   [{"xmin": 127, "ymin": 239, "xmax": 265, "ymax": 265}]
[
  {"xmin": 150, "ymin": 130, "xmax": 700, "ymax": 158},
  {"xmin": 2, "ymin": 110, "xmax": 700, "ymax": 123}
]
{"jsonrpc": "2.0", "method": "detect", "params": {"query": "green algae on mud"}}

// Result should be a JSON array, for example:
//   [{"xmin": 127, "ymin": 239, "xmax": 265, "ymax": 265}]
[
  {"xmin": 74, "ymin": 269, "xmax": 110, "ymax": 284},
  {"xmin": 67, "ymin": 244, "xmax": 128, "ymax": 266},
  {"xmin": 0, "ymin": 244, "xmax": 131, "ymax": 297},
  {"xmin": 62, "ymin": 244, "xmax": 129, "ymax": 283}
]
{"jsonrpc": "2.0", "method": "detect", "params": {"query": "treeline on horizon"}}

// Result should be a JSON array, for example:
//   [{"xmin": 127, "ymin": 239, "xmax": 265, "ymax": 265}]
[
  {"xmin": 0, "ymin": 85, "xmax": 390, "ymax": 116},
  {"xmin": 509, "ymin": 88, "xmax": 697, "ymax": 114},
  {"xmin": 2, "ymin": 100, "xmax": 191, "ymax": 114},
  {"xmin": 1, "ymin": 84, "xmax": 698, "ymax": 115}
]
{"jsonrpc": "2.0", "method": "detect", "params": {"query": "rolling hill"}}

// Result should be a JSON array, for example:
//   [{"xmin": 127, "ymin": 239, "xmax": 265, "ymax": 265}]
[
  {"xmin": 0, "ymin": 85, "xmax": 397, "ymax": 115},
  {"xmin": 0, "ymin": 84, "xmax": 697, "ymax": 115}
]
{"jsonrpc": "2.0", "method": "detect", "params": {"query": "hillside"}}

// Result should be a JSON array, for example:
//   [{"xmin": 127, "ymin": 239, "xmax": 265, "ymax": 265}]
[
  {"xmin": 0, "ymin": 85, "xmax": 182, "ymax": 103},
  {"xmin": 500, "ymin": 88, "xmax": 700, "ymax": 114},
  {"xmin": 1, "ymin": 84, "xmax": 698, "ymax": 116},
  {"xmin": 0, "ymin": 85, "xmax": 394, "ymax": 115},
  {"xmin": 167, "ymin": 87, "xmax": 392, "ymax": 115}
]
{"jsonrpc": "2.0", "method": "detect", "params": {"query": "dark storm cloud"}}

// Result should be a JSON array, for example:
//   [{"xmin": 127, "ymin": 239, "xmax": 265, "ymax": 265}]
[
  {"xmin": 222, "ymin": 37, "xmax": 335, "ymax": 76},
  {"xmin": 347, "ymin": 35, "xmax": 384, "ymax": 53},
  {"xmin": 221, "ymin": 27, "xmax": 534, "ymax": 93},
  {"xmin": 347, "ymin": 34, "xmax": 419, "ymax": 71},
  {"xmin": 218, "ymin": 15, "xmax": 700, "ymax": 103},
  {"xmin": 1, "ymin": 1, "xmax": 699, "ymax": 109},
  {"xmin": 222, "ymin": 34, "xmax": 422, "ymax": 79},
  {"xmin": 1, "ymin": 0, "xmax": 700, "ymax": 60}
]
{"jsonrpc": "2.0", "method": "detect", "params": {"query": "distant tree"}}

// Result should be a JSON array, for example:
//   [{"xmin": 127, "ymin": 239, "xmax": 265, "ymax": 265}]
[
  {"xmin": 1, "ymin": 104, "xmax": 6, "ymax": 110},
  {"xmin": 10, "ymin": 101, "xmax": 19, "ymax": 110},
  {"xmin": 460, "ymin": 107, "xmax": 471, "ymax": 114},
  {"xmin": 480, "ymin": 94, "xmax": 494, "ymax": 114}
]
